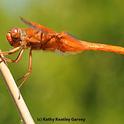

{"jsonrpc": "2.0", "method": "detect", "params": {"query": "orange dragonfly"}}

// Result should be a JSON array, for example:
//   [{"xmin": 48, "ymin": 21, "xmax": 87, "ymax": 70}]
[{"xmin": 1, "ymin": 17, "xmax": 124, "ymax": 87}]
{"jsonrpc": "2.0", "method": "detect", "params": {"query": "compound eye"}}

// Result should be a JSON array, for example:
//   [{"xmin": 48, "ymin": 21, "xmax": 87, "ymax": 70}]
[
  {"xmin": 11, "ymin": 28, "xmax": 20, "ymax": 38},
  {"xmin": 13, "ymin": 28, "xmax": 18, "ymax": 33},
  {"xmin": 6, "ymin": 32, "xmax": 13, "ymax": 45},
  {"xmin": 6, "ymin": 28, "xmax": 21, "ymax": 46}
]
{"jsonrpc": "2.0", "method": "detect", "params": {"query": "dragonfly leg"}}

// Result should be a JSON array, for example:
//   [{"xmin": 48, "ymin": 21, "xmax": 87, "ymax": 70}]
[
  {"xmin": 0, "ymin": 47, "xmax": 22, "ymax": 63},
  {"xmin": 0, "ymin": 47, "xmax": 21, "ymax": 55},
  {"xmin": 4, "ymin": 49, "xmax": 25, "ymax": 63},
  {"xmin": 18, "ymin": 49, "xmax": 32, "ymax": 88}
]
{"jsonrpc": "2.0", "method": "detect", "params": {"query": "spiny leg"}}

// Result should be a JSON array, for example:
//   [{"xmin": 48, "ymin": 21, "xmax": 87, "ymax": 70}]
[
  {"xmin": 0, "ymin": 46, "xmax": 21, "ymax": 55},
  {"xmin": 0, "ymin": 47, "xmax": 22, "ymax": 63},
  {"xmin": 4, "ymin": 49, "xmax": 25, "ymax": 63},
  {"xmin": 18, "ymin": 49, "xmax": 32, "ymax": 88}
]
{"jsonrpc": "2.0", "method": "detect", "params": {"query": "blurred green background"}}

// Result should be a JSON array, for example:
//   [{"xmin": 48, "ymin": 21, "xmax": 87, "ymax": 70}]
[{"xmin": 0, "ymin": 0, "xmax": 124, "ymax": 124}]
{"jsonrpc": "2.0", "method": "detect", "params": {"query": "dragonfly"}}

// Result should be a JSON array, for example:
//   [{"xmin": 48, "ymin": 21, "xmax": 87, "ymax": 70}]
[{"xmin": 1, "ymin": 17, "xmax": 124, "ymax": 87}]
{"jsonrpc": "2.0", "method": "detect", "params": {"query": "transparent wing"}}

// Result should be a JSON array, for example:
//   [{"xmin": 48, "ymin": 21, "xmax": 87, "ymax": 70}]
[
  {"xmin": 20, "ymin": 17, "xmax": 55, "ymax": 33},
  {"xmin": 64, "ymin": 32, "xmax": 79, "ymax": 40}
]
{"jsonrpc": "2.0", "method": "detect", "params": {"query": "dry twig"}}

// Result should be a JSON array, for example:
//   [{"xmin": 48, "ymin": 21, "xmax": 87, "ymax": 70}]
[{"xmin": 0, "ymin": 54, "xmax": 35, "ymax": 124}]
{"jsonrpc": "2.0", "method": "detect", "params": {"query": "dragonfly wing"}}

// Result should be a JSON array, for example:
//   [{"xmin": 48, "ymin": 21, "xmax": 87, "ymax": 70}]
[
  {"xmin": 20, "ymin": 17, "xmax": 55, "ymax": 33},
  {"xmin": 64, "ymin": 32, "xmax": 80, "ymax": 40},
  {"xmin": 58, "ymin": 32, "xmax": 86, "ymax": 52}
]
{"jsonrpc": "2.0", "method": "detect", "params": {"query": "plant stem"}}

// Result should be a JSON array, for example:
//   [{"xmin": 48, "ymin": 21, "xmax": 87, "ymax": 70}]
[{"xmin": 0, "ymin": 55, "xmax": 35, "ymax": 124}]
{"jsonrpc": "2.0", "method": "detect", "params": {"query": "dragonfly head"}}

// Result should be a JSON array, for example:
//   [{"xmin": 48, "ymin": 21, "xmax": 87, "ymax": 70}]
[{"xmin": 6, "ymin": 28, "xmax": 22, "ymax": 47}]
